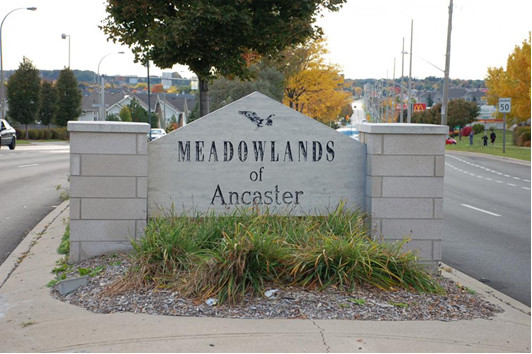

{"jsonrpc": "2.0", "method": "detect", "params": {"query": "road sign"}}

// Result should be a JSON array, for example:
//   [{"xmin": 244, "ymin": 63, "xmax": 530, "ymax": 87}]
[{"xmin": 499, "ymin": 98, "xmax": 511, "ymax": 113}]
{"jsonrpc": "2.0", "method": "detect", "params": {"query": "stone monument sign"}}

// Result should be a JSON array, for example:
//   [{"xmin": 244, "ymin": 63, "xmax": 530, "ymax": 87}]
[{"xmin": 148, "ymin": 92, "xmax": 366, "ymax": 216}]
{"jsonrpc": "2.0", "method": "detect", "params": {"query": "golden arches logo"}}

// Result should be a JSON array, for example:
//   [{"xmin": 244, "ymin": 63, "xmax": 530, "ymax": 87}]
[{"xmin": 413, "ymin": 103, "xmax": 426, "ymax": 112}]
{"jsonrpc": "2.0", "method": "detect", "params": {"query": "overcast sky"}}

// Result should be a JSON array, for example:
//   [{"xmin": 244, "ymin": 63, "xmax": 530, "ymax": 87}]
[{"xmin": 1, "ymin": 0, "xmax": 530, "ymax": 80}]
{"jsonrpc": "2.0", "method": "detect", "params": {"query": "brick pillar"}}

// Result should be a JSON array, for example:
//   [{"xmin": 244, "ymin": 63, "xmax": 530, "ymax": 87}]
[
  {"xmin": 67, "ymin": 121, "xmax": 150, "ymax": 263},
  {"xmin": 359, "ymin": 123, "xmax": 447, "ymax": 271}
]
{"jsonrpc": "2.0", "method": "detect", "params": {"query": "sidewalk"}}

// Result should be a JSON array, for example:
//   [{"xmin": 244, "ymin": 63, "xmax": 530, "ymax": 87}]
[{"xmin": 0, "ymin": 201, "xmax": 530, "ymax": 352}]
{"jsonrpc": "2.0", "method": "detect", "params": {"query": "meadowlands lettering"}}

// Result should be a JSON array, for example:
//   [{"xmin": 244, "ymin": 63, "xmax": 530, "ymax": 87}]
[{"xmin": 177, "ymin": 140, "xmax": 335, "ymax": 163}]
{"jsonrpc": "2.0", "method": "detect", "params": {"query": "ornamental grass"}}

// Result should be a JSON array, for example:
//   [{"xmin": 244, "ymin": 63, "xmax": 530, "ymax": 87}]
[{"xmin": 116, "ymin": 204, "xmax": 444, "ymax": 304}]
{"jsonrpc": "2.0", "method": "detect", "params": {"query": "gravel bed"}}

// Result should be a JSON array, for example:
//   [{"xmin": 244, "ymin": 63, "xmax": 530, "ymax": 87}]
[{"xmin": 51, "ymin": 254, "xmax": 503, "ymax": 321}]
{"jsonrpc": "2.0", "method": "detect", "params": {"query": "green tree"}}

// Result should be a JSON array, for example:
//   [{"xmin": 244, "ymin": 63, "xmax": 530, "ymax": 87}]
[
  {"xmin": 412, "ymin": 99, "xmax": 479, "ymax": 128},
  {"xmin": 55, "ymin": 68, "xmax": 82, "ymax": 126},
  {"xmin": 119, "ymin": 105, "xmax": 132, "ymax": 122},
  {"xmin": 128, "ymin": 99, "xmax": 157, "ymax": 127},
  {"xmin": 6, "ymin": 57, "xmax": 41, "ymax": 139},
  {"xmin": 39, "ymin": 81, "xmax": 58, "ymax": 128},
  {"xmin": 209, "ymin": 63, "xmax": 284, "ymax": 111},
  {"xmin": 101, "ymin": 0, "xmax": 346, "ymax": 117},
  {"xmin": 427, "ymin": 93, "xmax": 434, "ymax": 108}
]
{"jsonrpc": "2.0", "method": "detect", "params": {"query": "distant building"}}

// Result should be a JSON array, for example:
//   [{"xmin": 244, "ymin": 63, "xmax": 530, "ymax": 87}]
[{"xmin": 79, "ymin": 90, "xmax": 195, "ymax": 128}]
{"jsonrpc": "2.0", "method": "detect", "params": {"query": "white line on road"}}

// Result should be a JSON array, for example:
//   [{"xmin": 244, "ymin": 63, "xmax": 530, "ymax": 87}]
[
  {"xmin": 461, "ymin": 204, "xmax": 501, "ymax": 217},
  {"xmin": 17, "ymin": 164, "xmax": 39, "ymax": 168}
]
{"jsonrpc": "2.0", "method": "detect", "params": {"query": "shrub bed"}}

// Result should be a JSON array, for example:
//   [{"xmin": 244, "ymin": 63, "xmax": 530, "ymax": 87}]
[{"xmin": 113, "ymin": 205, "xmax": 444, "ymax": 304}]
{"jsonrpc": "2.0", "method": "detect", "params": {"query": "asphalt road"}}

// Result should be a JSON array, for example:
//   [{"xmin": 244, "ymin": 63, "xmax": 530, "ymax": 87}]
[
  {"xmin": 443, "ymin": 151, "xmax": 531, "ymax": 306},
  {"xmin": 0, "ymin": 143, "xmax": 69, "ymax": 265}
]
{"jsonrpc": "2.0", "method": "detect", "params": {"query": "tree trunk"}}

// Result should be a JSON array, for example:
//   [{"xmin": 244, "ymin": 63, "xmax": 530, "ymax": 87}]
[
  {"xmin": 199, "ymin": 78, "xmax": 210, "ymax": 117},
  {"xmin": 25, "ymin": 124, "xmax": 29, "ymax": 140}
]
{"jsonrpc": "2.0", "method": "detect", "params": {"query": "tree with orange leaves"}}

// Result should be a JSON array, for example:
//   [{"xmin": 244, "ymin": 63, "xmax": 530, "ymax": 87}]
[{"xmin": 485, "ymin": 33, "xmax": 531, "ymax": 125}]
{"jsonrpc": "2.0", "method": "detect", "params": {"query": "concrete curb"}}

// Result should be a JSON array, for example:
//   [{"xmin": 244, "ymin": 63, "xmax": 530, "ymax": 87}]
[
  {"xmin": 0, "ymin": 200, "xmax": 69, "ymax": 289},
  {"xmin": 439, "ymin": 263, "xmax": 531, "ymax": 315}
]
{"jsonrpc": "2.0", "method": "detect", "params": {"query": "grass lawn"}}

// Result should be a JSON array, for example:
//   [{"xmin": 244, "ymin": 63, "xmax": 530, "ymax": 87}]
[
  {"xmin": 446, "ymin": 129, "xmax": 531, "ymax": 161},
  {"xmin": 16, "ymin": 139, "xmax": 67, "ymax": 145}
]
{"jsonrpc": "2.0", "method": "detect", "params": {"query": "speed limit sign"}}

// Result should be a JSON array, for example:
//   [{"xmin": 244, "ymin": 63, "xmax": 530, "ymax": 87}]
[{"xmin": 499, "ymin": 98, "xmax": 511, "ymax": 113}]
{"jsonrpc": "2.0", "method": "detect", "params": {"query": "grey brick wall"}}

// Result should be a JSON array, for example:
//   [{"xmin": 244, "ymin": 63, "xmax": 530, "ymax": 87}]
[
  {"xmin": 359, "ymin": 123, "xmax": 448, "ymax": 271},
  {"xmin": 67, "ymin": 121, "xmax": 150, "ymax": 263}
]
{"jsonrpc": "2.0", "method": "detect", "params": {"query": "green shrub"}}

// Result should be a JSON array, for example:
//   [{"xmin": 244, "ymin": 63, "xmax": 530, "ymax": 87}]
[{"xmin": 472, "ymin": 123, "xmax": 485, "ymax": 135}]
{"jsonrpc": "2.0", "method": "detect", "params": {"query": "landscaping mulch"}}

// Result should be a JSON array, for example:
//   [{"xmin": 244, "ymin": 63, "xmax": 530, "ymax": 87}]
[{"xmin": 51, "ymin": 253, "xmax": 503, "ymax": 321}]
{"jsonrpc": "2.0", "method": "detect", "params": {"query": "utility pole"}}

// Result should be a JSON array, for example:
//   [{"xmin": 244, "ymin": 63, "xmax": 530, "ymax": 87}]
[
  {"xmin": 407, "ymin": 19, "xmax": 413, "ymax": 123},
  {"xmin": 390, "ymin": 57, "xmax": 397, "ymax": 123},
  {"xmin": 441, "ymin": 0, "xmax": 453, "ymax": 126},
  {"xmin": 400, "ymin": 38, "xmax": 405, "ymax": 123}
]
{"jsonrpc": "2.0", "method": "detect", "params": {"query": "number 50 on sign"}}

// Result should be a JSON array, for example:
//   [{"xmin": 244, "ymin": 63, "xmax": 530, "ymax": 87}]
[{"xmin": 499, "ymin": 98, "xmax": 511, "ymax": 113}]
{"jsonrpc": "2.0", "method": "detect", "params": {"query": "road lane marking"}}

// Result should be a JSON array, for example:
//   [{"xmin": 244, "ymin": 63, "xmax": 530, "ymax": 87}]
[
  {"xmin": 17, "ymin": 164, "xmax": 39, "ymax": 168},
  {"xmin": 508, "ymin": 183, "xmax": 517, "ymax": 187},
  {"xmin": 460, "ymin": 204, "xmax": 501, "ymax": 217},
  {"xmin": 522, "ymin": 187, "xmax": 531, "ymax": 190}
]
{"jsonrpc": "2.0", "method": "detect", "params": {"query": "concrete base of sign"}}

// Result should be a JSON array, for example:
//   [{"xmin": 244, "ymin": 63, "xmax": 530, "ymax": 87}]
[
  {"xmin": 67, "ymin": 121, "xmax": 150, "ymax": 263},
  {"xmin": 359, "ymin": 123, "xmax": 448, "ymax": 271}
]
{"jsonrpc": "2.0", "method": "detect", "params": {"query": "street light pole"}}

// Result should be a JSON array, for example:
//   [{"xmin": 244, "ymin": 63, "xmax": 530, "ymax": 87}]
[
  {"xmin": 0, "ymin": 7, "xmax": 37, "ymax": 121},
  {"xmin": 61, "ymin": 33, "xmax": 70, "ymax": 68},
  {"xmin": 97, "ymin": 51, "xmax": 124, "ymax": 121},
  {"xmin": 441, "ymin": 0, "xmax": 453, "ymax": 126}
]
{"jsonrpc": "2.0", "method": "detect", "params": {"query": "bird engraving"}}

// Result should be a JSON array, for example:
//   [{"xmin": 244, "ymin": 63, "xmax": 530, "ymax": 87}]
[{"xmin": 238, "ymin": 111, "xmax": 275, "ymax": 128}]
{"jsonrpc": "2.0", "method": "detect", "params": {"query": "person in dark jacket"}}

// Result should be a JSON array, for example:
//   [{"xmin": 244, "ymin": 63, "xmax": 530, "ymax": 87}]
[{"xmin": 490, "ymin": 130, "xmax": 497, "ymax": 145}]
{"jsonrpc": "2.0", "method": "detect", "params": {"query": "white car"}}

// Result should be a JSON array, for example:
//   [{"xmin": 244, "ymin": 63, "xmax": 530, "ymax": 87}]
[
  {"xmin": 336, "ymin": 126, "xmax": 359, "ymax": 140},
  {"xmin": 148, "ymin": 128, "xmax": 166, "ymax": 141}
]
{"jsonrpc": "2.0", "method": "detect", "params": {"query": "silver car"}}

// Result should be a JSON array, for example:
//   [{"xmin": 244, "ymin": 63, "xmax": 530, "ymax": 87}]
[
  {"xmin": 0, "ymin": 119, "xmax": 16, "ymax": 150},
  {"xmin": 148, "ymin": 128, "xmax": 167, "ymax": 141}
]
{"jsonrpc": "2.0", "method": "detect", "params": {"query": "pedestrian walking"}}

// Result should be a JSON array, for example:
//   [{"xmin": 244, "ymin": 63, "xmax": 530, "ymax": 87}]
[
  {"xmin": 482, "ymin": 134, "xmax": 488, "ymax": 146},
  {"xmin": 490, "ymin": 131, "xmax": 497, "ymax": 145},
  {"xmin": 469, "ymin": 131, "xmax": 474, "ymax": 145}
]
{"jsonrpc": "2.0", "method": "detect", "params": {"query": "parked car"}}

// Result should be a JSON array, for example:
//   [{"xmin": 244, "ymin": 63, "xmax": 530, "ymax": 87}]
[
  {"xmin": 446, "ymin": 136, "xmax": 457, "ymax": 145},
  {"xmin": 148, "ymin": 128, "xmax": 167, "ymax": 141},
  {"xmin": 336, "ymin": 126, "xmax": 359, "ymax": 140},
  {"xmin": 0, "ymin": 119, "xmax": 16, "ymax": 150}
]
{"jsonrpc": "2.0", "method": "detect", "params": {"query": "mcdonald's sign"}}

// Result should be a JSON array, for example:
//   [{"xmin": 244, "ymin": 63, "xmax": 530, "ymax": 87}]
[{"xmin": 413, "ymin": 103, "xmax": 426, "ymax": 112}]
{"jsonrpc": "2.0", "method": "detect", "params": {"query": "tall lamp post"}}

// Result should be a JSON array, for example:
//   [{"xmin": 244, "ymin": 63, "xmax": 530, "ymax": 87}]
[
  {"xmin": 97, "ymin": 51, "xmax": 124, "ymax": 121},
  {"xmin": 61, "ymin": 33, "xmax": 70, "ymax": 68},
  {"xmin": 0, "ymin": 6, "xmax": 37, "ymax": 121}
]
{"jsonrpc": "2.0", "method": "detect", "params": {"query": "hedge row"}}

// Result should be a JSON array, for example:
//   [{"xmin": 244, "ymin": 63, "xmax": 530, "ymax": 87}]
[{"xmin": 15, "ymin": 127, "xmax": 69, "ymax": 140}]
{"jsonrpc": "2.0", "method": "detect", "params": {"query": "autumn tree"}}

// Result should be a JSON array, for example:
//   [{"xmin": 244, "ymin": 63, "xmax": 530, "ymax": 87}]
[
  {"xmin": 101, "ymin": 0, "xmax": 346, "ymax": 117},
  {"xmin": 485, "ymin": 33, "xmax": 531, "ymax": 125},
  {"xmin": 39, "ymin": 81, "xmax": 58, "ymax": 128},
  {"xmin": 55, "ymin": 68, "xmax": 82, "ymax": 126},
  {"xmin": 151, "ymin": 84, "xmax": 164, "ymax": 93},
  {"xmin": 6, "ymin": 57, "xmax": 41, "ymax": 138},
  {"xmin": 281, "ymin": 39, "xmax": 351, "ymax": 125}
]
